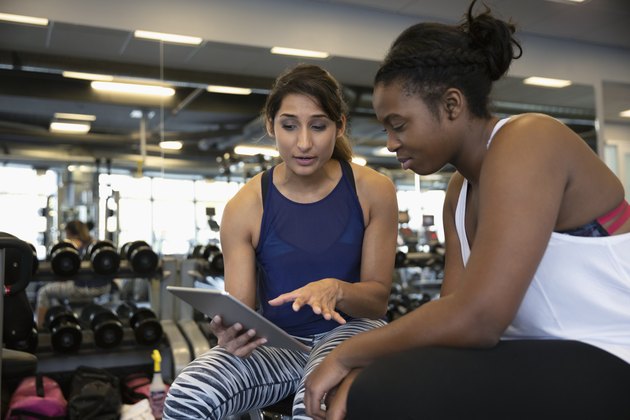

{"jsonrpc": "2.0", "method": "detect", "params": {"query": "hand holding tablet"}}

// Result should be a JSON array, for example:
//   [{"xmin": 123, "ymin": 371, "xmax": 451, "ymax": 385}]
[{"xmin": 167, "ymin": 286, "xmax": 310, "ymax": 353}]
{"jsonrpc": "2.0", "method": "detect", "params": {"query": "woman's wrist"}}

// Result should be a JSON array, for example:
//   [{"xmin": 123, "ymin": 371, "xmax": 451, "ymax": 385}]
[{"xmin": 332, "ymin": 277, "xmax": 344, "ymax": 303}]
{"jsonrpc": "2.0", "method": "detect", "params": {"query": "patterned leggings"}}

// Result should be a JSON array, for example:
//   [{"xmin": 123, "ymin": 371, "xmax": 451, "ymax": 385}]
[{"xmin": 163, "ymin": 318, "xmax": 386, "ymax": 420}]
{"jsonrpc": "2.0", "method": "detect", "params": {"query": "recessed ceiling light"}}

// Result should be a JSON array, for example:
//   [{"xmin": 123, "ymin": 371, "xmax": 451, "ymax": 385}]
[
  {"xmin": 207, "ymin": 85, "xmax": 252, "ymax": 95},
  {"xmin": 54, "ymin": 113, "xmax": 96, "ymax": 122},
  {"xmin": 91, "ymin": 81, "xmax": 175, "ymax": 97},
  {"xmin": 0, "ymin": 12, "xmax": 48, "ymax": 26},
  {"xmin": 159, "ymin": 141, "xmax": 183, "ymax": 150},
  {"xmin": 134, "ymin": 30, "xmax": 203, "ymax": 45},
  {"xmin": 62, "ymin": 71, "xmax": 114, "ymax": 81},
  {"xmin": 620, "ymin": 109, "xmax": 630, "ymax": 118},
  {"xmin": 523, "ymin": 76, "xmax": 572, "ymax": 88},
  {"xmin": 234, "ymin": 145, "xmax": 279, "ymax": 157},
  {"xmin": 270, "ymin": 46, "xmax": 330, "ymax": 59},
  {"xmin": 545, "ymin": 0, "xmax": 588, "ymax": 4},
  {"xmin": 50, "ymin": 121, "xmax": 91, "ymax": 134}
]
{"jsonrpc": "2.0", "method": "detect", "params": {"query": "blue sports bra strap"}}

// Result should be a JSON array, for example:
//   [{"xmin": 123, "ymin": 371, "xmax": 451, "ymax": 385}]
[
  {"xmin": 339, "ymin": 159, "xmax": 357, "ymax": 194},
  {"xmin": 260, "ymin": 167, "xmax": 272, "ymax": 208}
]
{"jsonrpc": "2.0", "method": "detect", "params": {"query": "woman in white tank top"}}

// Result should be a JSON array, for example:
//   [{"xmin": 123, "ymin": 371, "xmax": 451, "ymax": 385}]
[{"xmin": 304, "ymin": 1, "xmax": 630, "ymax": 419}]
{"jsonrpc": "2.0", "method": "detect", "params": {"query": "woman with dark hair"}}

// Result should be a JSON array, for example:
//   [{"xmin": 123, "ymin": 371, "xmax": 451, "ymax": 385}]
[
  {"xmin": 305, "ymin": 1, "xmax": 630, "ymax": 419},
  {"xmin": 64, "ymin": 219, "xmax": 93, "ymax": 254},
  {"xmin": 163, "ymin": 64, "xmax": 398, "ymax": 419}
]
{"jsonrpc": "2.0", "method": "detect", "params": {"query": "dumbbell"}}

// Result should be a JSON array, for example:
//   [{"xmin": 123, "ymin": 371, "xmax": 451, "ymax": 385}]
[
  {"xmin": 120, "ymin": 241, "xmax": 158, "ymax": 275},
  {"xmin": 80, "ymin": 303, "xmax": 124, "ymax": 349},
  {"xmin": 48, "ymin": 240, "xmax": 81, "ymax": 277},
  {"xmin": 188, "ymin": 244, "xmax": 205, "ymax": 259},
  {"xmin": 116, "ymin": 301, "xmax": 163, "ymax": 346},
  {"xmin": 190, "ymin": 244, "xmax": 224, "ymax": 275},
  {"xmin": 204, "ymin": 246, "xmax": 224, "ymax": 275},
  {"xmin": 1, "ymin": 233, "xmax": 38, "ymax": 352},
  {"xmin": 395, "ymin": 250, "xmax": 407, "ymax": 268},
  {"xmin": 4, "ymin": 325, "xmax": 38, "ymax": 354},
  {"xmin": 190, "ymin": 244, "xmax": 220, "ymax": 260},
  {"xmin": 85, "ymin": 240, "xmax": 120, "ymax": 275},
  {"xmin": 3, "ymin": 290, "xmax": 39, "ymax": 354},
  {"xmin": 44, "ymin": 306, "xmax": 82, "ymax": 353},
  {"xmin": 27, "ymin": 242, "xmax": 39, "ymax": 274},
  {"xmin": 3, "ymin": 240, "xmax": 38, "ymax": 285}
]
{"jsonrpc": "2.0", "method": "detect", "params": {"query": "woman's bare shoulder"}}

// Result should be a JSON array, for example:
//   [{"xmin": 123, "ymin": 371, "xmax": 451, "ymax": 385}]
[
  {"xmin": 351, "ymin": 163, "xmax": 396, "ymax": 191},
  {"xmin": 223, "ymin": 173, "xmax": 264, "ymax": 220}
]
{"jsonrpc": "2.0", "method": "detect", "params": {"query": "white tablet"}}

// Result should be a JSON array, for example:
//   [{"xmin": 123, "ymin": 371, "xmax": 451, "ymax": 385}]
[{"xmin": 167, "ymin": 286, "xmax": 310, "ymax": 353}]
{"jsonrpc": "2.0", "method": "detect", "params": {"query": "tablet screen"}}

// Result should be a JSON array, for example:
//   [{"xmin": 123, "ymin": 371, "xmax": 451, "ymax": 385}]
[{"xmin": 167, "ymin": 286, "xmax": 310, "ymax": 352}]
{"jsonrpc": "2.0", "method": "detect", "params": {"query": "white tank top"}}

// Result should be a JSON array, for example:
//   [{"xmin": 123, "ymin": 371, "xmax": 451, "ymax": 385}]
[{"xmin": 455, "ymin": 118, "xmax": 630, "ymax": 364}]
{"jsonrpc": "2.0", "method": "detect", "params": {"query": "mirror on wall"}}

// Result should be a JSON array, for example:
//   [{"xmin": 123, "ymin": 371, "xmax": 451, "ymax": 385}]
[
  {"xmin": 601, "ymin": 81, "xmax": 630, "ymax": 200},
  {"xmin": 492, "ymin": 76, "xmax": 597, "ymax": 151}
]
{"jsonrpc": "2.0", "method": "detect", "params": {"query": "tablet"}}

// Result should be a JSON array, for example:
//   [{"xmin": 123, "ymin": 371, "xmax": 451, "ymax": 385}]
[{"xmin": 167, "ymin": 286, "xmax": 310, "ymax": 352}]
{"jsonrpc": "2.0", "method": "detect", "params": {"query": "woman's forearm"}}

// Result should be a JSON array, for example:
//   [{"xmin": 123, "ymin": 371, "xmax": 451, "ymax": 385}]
[
  {"xmin": 335, "ymin": 279, "xmax": 391, "ymax": 319},
  {"xmin": 335, "ymin": 295, "xmax": 499, "ymax": 369}
]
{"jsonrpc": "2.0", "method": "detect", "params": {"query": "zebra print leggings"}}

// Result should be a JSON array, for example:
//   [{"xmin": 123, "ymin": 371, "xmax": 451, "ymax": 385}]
[{"xmin": 163, "ymin": 318, "xmax": 386, "ymax": 419}]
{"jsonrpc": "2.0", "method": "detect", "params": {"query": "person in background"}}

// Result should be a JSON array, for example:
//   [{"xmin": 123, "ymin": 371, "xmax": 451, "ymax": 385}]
[
  {"xmin": 35, "ymin": 220, "xmax": 110, "ymax": 326},
  {"xmin": 304, "ymin": 1, "xmax": 630, "ymax": 419},
  {"xmin": 64, "ymin": 219, "xmax": 93, "ymax": 255},
  {"xmin": 163, "ymin": 64, "xmax": 398, "ymax": 419}
]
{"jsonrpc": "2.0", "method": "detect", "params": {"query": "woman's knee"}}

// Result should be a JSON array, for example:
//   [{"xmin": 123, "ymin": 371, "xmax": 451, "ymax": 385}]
[{"xmin": 164, "ymin": 350, "xmax": 242, "ymax": 418}]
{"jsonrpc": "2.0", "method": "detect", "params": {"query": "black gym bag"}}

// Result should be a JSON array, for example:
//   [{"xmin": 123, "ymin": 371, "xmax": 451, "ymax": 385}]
[{"xmin": 67, "ymin": 366, "xmax": 121, "ymax": 420}]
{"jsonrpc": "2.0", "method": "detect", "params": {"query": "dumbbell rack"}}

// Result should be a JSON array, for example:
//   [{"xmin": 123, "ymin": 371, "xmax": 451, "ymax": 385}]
[
  {"xmin": 34, "ymin": 326, "xmax": 175, "ymax": 382},
  {"xmin": 33, "ymin": 259, "xmax": 153, "ymax": 283},
  {"xmin": 28, "ymin": 258, "xmax": 189, "ymax": 383}
]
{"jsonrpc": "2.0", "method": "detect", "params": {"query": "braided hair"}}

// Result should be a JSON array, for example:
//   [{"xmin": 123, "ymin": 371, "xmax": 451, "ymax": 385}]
[{"xmin": 375, "ymin": 0, "xmax": 522, "ymax": 119}]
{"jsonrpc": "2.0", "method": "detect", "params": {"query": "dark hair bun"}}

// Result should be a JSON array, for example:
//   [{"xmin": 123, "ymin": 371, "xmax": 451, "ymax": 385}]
[{"xmin": 463, "ymin": 0, "xmax": 522, "ymax": 81}]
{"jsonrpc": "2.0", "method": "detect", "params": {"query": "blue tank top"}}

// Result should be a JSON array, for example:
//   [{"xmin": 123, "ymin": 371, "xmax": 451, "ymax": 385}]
[{"xmin": 255, "ymin": 160, "xmax": 365, "ymax": 336}]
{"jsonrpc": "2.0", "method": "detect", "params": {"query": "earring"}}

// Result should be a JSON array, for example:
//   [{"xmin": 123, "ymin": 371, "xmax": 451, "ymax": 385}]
[{"xmin": 447, "ymin": 107, "xmax": 454, "ymax": 120}]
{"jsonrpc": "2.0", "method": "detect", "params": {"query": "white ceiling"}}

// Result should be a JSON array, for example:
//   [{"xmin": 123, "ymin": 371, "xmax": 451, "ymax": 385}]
[{"xmin": 0, "ymin": 0, "xmax": 628, "ymax": 177}]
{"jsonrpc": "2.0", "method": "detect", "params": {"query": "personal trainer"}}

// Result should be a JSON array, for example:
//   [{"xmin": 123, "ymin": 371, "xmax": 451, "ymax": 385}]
[{"xmin": 163, "ymin": 64, "xmax": 399, "ymax": 419}]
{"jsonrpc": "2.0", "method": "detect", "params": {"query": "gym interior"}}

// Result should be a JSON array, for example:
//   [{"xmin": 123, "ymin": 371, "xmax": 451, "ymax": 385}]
[{"xmin": 1, "ymin": 0, "xmax": 629, "ymax": 419}]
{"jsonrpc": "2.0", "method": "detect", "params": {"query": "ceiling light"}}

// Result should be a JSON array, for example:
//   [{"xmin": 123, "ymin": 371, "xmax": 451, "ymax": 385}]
[
  {"xmin": 50, "ymin": 121, "xmax": 91, "ymax": 134},
  {"xmin": 270, "ymin": 46, "xmax": 330, "ymax": 59},
  {"xmin": 130, "ymin": 110, "xmax": 156, "ymax": 119},
  {"xmin": 234, "ymin": 145, "xmax": 280, "ymax": 157},
  {"xmin": 523, "ymin": 76, "xmax": 572, "ymax": 88},
  {"xmin": 373, "ymin": 147, "xmax": 396, "ymax": 157},
  {"xmin": 545, "ymin": 0, "xmax": 588, "ymax": 4},
  {"xmin": 620, "ymin": 109, "xmax": 630, "ymax": 118},
  {"xmin": 134, "ymin": 30, "xmax": 203, "ymax": 45},
  {"xmin": 207, "ymin": 85, "xmax": 252, "ymax": 95},
  {"xmin": 352, "ymin": 156, "xmax": 367, "ymax": 166},
  {"xmin": 91, "ymin": 81, "xmax": 175, "ymax": 97},
  {"xmin": 0, "ymin": 12, "xmax": 48, "ymax": 26},
  {"xmin": 62, "ymin": 71, "xmax": 114, "ymax": 81},
  {"xmin": 159, "ymin": 141, "xmax": 183, "ymax": 150},
  {"xmin": 68, "ymin": 165, "xmax": 92, "ymax": 172},
  {"xmin": 54, "ymin": 112, "xmax": 96, "ymax": 122}
]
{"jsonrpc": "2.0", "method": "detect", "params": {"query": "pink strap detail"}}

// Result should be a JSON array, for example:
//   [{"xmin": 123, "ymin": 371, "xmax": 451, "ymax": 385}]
[
  {"xmin": 597, "ymin": 200, "xmax": 629, "ymax": 224},
  {"xmin": 605, "ymin": 203, "xmax": 630, "ymax": 234}
]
